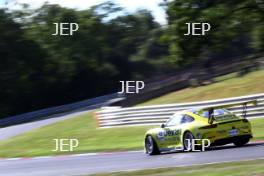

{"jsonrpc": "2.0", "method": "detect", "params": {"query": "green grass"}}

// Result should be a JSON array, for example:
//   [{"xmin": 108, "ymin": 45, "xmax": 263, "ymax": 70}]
[
  {"xmin": 0, "ymin": 70, "xmax": 263, "ymax": 158},
  {"xmin": 90, "ymin": 159, "xmax": 264, "ymax": 176},
  {"xmin": 251, "ymin": 118, "xmax": 264, "ymax": 141},
  {"xmin": 0, "ymin": 111, "xmax": 263, "ymax": 158},
  {"xmin": 139, "ymin": 70, "xmax": 264, "ymax": 106},
  {"xmin": 0, "ymin": 112, "xmax": 154, "ymax": 157}
]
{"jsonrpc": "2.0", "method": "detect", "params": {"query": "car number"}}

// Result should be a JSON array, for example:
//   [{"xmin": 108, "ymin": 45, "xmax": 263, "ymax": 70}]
[{"xmin": 229, "ymin": 129, "xmax": 238, "ymax": 136}]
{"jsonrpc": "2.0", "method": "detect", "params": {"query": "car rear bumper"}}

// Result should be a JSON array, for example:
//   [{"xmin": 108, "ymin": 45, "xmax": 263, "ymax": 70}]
[{"xmin": 211, "ymin": 135, "xmax": 252, "ymax": 146}]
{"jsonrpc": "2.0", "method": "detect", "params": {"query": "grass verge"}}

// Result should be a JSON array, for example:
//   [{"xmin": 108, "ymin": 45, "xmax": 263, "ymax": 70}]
[
  {"xmin": 0, "ymin": 112, "xmax": 153, "ymax": 157},
  {"xmin": 0, "ymin": 112, "xmax": 263, "ymax": 158},
  {"xmin": 90, "ymin": 159, "xmax": 264, "ymax": 176},
  {"xmin": 0, "ymin": 70, "xmax": 263, "ymax": 158},
  {"xmin": 139, "ymin": 70, "xmax": 264, "ymax": 106}
]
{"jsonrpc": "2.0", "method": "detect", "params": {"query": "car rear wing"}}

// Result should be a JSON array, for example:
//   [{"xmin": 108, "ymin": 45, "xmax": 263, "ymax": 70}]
[{"xmin": 201, "ymin": 100, "xmax": 257, "ymax": 124}]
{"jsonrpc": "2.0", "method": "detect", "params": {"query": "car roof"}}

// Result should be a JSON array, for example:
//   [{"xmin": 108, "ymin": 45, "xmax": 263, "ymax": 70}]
[
  {"xmin": 172, "ymin": 108, "xmax": 228, "ymax": 116},
  {"xmin": 172, "ymin": 108, "xmax": 204, "ymax": 115}
]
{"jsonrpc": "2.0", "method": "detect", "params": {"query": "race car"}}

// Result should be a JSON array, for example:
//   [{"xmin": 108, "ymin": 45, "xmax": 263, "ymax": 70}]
[{"xmin": 144, "ymin": 100, "xmax": 256, "ymax": 155}]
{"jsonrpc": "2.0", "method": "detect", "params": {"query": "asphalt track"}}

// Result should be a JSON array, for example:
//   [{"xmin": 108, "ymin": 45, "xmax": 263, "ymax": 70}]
[
  {"xmin": 0, "ymin": 96, "xmax": 118, "ymax": 141},
  {"xmin": 0, "ymin": 110, "xmax": 91, "ymax": 141},
  {"xmin": 0, "ymin": 142, "xmax": 263, "ymax": 176}
]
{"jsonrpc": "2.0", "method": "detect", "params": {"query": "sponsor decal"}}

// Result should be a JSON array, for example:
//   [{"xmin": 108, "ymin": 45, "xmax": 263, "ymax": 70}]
[{"xmin": 157, "ymin": 129, "xmax": 181, "ymax": 142}]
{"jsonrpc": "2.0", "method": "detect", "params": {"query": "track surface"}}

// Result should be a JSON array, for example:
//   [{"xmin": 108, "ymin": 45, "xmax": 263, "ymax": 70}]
[
  {"xmin": 0, "ymin": 110, "xmax": 91, "ymax": 141},
  {"xmin": 0, "ymin": 96, "xmax": 118, "ymax": 141},
  {"xmin": 0, "ymin": 143, "xmax": 263, "ymax": 176}
]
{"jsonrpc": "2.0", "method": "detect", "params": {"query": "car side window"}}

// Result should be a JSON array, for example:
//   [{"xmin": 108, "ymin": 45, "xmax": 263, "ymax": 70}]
[
  {"xmin": 166, "ymin": 114, "xmax": 183, "ymax": 126},
  {"xmin": 180, "ymin": 115, "xmax": 194, "ymax": 124}
]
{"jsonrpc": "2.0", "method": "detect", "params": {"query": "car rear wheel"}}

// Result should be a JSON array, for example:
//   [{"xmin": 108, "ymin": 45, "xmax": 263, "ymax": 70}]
[
  {"xmin": 233, "ymin": 137, "xmax": 250, "ymax": 147},
  {"xmin": 183, "ymin": 131, "xmax": 195, "ymax": 151},
  {"xmin": 145, "ymin": 135, "xmax": 160, "ymax": 155}
]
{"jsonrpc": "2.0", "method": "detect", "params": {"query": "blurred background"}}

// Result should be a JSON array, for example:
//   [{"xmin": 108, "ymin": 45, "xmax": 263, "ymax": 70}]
[{"xmin": 0, "ymin": 0, "xmax": 263, "ymax": 119}]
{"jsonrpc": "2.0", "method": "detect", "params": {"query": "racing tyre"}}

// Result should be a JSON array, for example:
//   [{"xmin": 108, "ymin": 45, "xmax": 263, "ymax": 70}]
[
  {"xmin": 183, "ymin": 131, "xmax": 195, "ymax": 151},
  {"xmin": 145, "ymin": 135, "xmax": 160, "ymax": 155},
  {"xmin": 233, "ymin": 137, "xmax": 250, "ymax": 147}
]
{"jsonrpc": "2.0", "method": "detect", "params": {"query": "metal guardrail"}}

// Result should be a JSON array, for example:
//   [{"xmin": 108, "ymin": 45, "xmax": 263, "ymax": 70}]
[
  {"xmin": 0, "ymin": 93, "xmax": 123, "ymax": 128},
  {"xmin": 96, "ymin": 93, "xmax": 264, "ymax": 128},
  {"xmin": 113, "ymin": 56, "xmax": 264, "ymax": 107}
]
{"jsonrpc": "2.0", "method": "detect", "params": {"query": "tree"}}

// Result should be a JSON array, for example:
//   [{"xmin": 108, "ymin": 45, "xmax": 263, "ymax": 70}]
[
  {"xmin": 0, "ymin": 3, "xmax": 162, "ymax": 118},
  {"xmin": 166, "ymin": 0, "xmax": 264, "ymax": 65}
]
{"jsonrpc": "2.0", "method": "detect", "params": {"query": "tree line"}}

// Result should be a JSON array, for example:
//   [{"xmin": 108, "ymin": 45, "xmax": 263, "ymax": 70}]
[{"xmin": 0, "ymin": 0, "xmax": 263, "ymax": 118}]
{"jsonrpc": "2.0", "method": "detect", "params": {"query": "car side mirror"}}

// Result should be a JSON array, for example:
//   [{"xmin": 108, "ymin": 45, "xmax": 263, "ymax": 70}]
[{"xmin": 161, "ymin": 124, "xmax": 165, "ymax": 128}]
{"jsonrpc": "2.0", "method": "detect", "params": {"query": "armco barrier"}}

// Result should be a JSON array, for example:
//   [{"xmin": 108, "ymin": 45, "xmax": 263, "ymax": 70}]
[
  {"xmin": 0, "ymin": 93, "xmax": 123, "ymax": 128},
  {"xmin": 96, "ymin": 93, "xmax": 264, "ymax": 128},
  {"xmin": 112, "ymin": 56, "xmax": 264, "ymax": 107}
]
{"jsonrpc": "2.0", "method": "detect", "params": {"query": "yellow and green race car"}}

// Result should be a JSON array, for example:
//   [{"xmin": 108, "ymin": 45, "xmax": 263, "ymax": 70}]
[{"xmin": 144, "ymin": 101, "xmax": 256, "ymax": 155}]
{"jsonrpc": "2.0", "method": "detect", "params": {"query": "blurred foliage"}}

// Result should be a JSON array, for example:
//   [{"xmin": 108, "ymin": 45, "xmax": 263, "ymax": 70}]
[
  {"xmin": 166, "ymin": 0, "xmax": 264, "ymax": 65},
  {"xmin": 0, "ymin": 0, "xmax": 263, "ymax": 118},
  {"xmin": 0, "ymin": 2, "xmax": 161, "ymax": 117}
]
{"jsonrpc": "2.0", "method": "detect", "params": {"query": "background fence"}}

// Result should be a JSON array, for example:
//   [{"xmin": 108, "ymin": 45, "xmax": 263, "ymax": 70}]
[
  {"xmin": 0, "ymin": 93, "xmax": 123, "ymax": 128},
  {"xmin": 96, "ymin": 93, "xmax": 264, "ymax": 128},
  {"xmin": 1, "ymin": 56, "xmax": 263, "ymax": 128},
  {"xmin": 113, "ymin": 55, "xmax": 264, "ymax": 107}
]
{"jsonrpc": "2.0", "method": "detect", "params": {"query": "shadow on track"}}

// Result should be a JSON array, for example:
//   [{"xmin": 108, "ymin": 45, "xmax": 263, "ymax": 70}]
[
  {"xmin": 150, "ymin": 141, "xmax": 264, "ymax": 156},
  {"xmin": 206, "ymin": 142, "xmax": 264, "ymax": 151}
]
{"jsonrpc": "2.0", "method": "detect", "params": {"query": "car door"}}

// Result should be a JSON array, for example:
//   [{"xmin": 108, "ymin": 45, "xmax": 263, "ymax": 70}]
[
  {"xmin": 163, "ymin": 114, "xmax": 195, "ymax": 148},
  {"xmin": 162, "ymin": 114, "xmax": 183, "ymax": 148}
]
